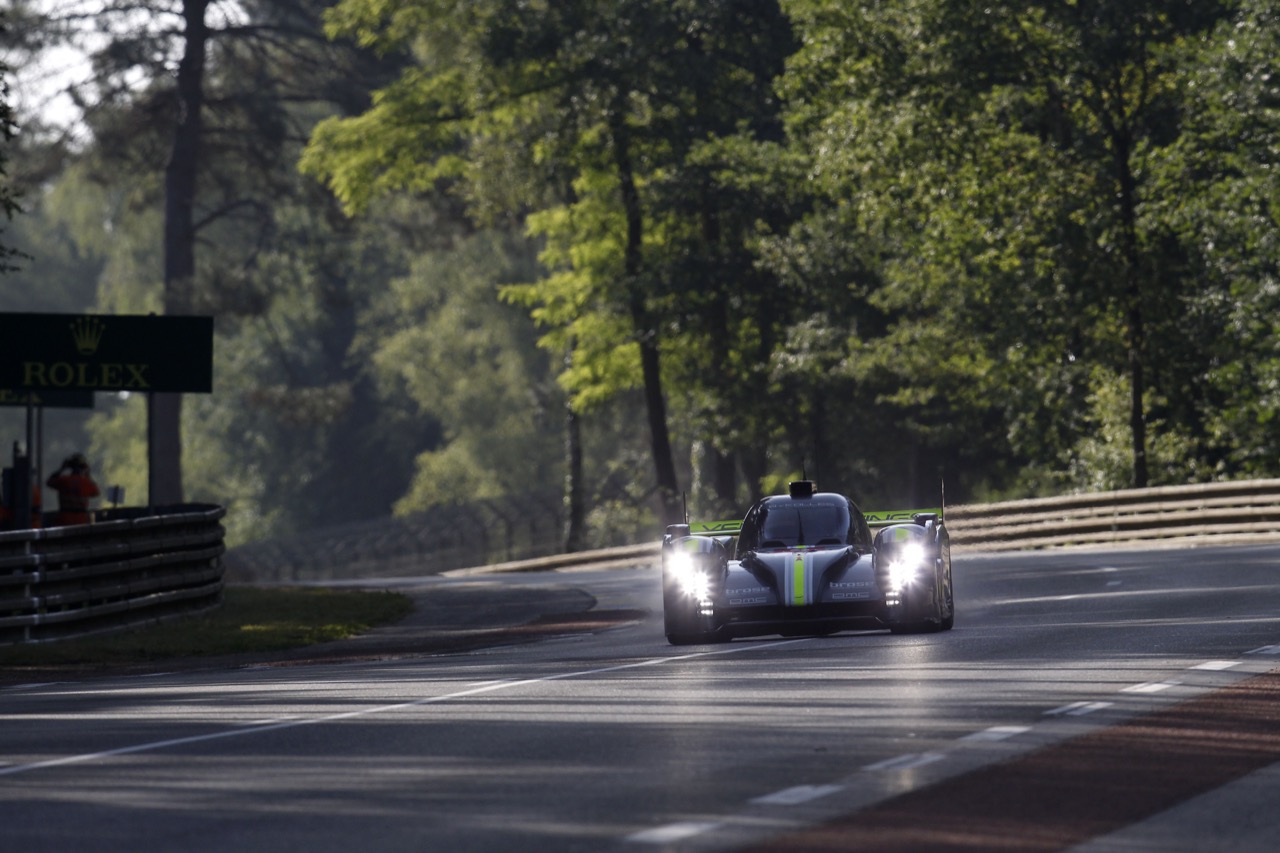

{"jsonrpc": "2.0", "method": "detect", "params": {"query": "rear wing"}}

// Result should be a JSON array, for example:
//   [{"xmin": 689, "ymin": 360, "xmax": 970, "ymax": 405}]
[
  {"xmin": 687, "ymin": 507, "xmax": 943, "ymax": 538},
  {"xmin": 864, "ymin": 508, "xmax": 943, "ymax": 527},
  {"xmin": 689, "ymin": 519, "xmax": 742, "ymax": 536}
]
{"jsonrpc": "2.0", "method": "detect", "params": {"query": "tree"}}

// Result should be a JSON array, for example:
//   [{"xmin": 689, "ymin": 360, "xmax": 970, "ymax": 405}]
[
  {"xmin": 762, "ymin": 0, "xmax": 1024, "ymax": 503},
  {"xmin": 774, "ymin": 0, "xmax": 1239, "ymax": 497},
  {"xmin": 1006, "ymin": 1, "xmax": 1233, "ymax": 489},
  {"xmin": 307, "ymin": 0, "xmax": 797, "ymax": 523},
  {"xmin": 368, "ymin": 230, "xmax": 560, "ymax": 514},
  {"xmin": 6, "ymin": 0, "xmax": 410, "ymax": 506},
  {"xmin": 0, "ymin": 10, "xmax": 22, "ymax": 273},
  {"xmin": 1153, "ymin": 0, "xmax": 1280, "ymax": 477},
  {"xmin": 145, "ymin": 0, "xmax": 210, "ymax": 505}
]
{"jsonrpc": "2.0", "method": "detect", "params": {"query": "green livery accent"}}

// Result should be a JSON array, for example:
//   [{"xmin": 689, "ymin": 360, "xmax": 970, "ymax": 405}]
[
  {"xmin": 863, "ymin": 508, "xmax": 943, "ymax": 526},
  {"xmin": 689, "ymin": 519, "xmax": 743, "ymax": 535},
  {"xmin": 792, "ymin": 552, "xmax": 807, "ymax": 605}
]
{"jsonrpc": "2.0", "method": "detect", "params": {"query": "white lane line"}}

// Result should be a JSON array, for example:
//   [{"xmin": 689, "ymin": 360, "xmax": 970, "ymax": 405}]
[
  {"xmin": 0, "ymin": 717, "xmax": 327, "ymax": 777},
  {"xmin": 751, "ymin": 784, "xmax": 843, "ymax": 806},
  {"xmin": 961, "ymin": 725, "xmax": 1030, "ymax": 743},
  {"xmin": 863, "ymin": 752, "xmax": 946, "ymax": 772},
  {"xmin": 0, "ymin": 640, "xmax": 803, "ymax": 778},
  {"xmin": 1044, "ymin": 701, "xmax": 1113, "ymax": 717},
  {"xmin": 242, "ymin": 716, "xmax": 302, "ymax": 727},
  {"xmin": 1246, "ymin": 644, "xmax": 1280, "ymax": 655},
  {"xmin": 626, "ymin": 821, "xmax": 722, "ymax": 844},
  {"xmin": 1122, "ymin": 679, "xmax": 1183, "ymax": 694},
  {"xmin": 1190, "ymin": 660, "xmax": 1240, "ymax": 671}
]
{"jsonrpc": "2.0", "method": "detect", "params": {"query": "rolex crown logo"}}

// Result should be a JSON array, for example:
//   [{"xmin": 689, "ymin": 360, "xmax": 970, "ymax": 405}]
[{"xmin": 71, "ymin": 316, "xmax": 106, "ymax": 355}]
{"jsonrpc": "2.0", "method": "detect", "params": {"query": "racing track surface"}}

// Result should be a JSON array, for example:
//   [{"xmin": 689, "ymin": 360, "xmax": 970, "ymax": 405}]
[{"xmin": 2, "ymin": 545, "xmax": 1280, "ymax": 852}]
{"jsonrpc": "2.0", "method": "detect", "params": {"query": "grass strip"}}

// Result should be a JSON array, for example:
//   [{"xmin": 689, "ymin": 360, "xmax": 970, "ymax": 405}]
[{"xmin": 0, "ymin": 586, "xmax": 414, "ymax": 667}]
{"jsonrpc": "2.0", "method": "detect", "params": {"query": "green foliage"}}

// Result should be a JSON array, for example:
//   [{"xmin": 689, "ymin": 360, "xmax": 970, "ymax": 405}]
[
  {"xmin": 307, "ymin": 0, "xmax": 802, "ymax": 519},
  {"xmin": 1148, "ymin": 0, "xmax": 1280, "ymax": 476},
  {"xmin": 0, "ymin": 39, "xmax": 23, "ymax": 273},
  {"xmin": 502, "ymin": 173, "xmax": 642, "ymax": 411},
  {"xmin": 1067, "ymin": 368, "xmax": 1199, "ymax": 493},
  {"xmin": 766, "ymin": 0, "xmax": 1260, "ymax": 501},
  {"xmin": 6, "ymin": 0, "xmax": 1280, "ymax": 559},
  {"xmin": 366, "ymin": 229, "xmax": 562, "ymax": 512},
  {"xmin": 0, "ymin": 160, "xmax": 117, "ymax": 475}
]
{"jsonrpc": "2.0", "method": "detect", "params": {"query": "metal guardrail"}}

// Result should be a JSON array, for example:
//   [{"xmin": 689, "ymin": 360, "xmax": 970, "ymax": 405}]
[
  {"xmin": 223, "ymin": 479, "xmax": 1280, "ymax": 585},
  {"xmin": 0, "ymin": 504, "xmax": 227, "ymax": 645},
  {"xmin": 447, "ymin": 479, "xmax": 1280, "ymax": 573},
  {"xmin": 944, "ymin": 479, "xmax": 1280, "ymax": 552}
]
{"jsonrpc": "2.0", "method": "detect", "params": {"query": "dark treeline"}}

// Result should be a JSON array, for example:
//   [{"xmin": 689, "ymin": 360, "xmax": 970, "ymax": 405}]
[{"xmin": 1, "ymin": 1, "xmax": 1277, "ymax": 548}]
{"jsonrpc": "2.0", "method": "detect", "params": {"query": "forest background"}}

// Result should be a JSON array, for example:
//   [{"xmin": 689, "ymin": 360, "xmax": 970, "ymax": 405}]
[{"xmin": 1, "ymin": 0, "xmax": 1277, "ymax": 557}]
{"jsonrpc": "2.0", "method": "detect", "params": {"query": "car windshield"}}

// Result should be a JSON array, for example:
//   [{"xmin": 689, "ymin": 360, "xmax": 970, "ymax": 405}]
[{"xmin": 756, "ymin": 501, "xmax": 850, "ymax": 548}]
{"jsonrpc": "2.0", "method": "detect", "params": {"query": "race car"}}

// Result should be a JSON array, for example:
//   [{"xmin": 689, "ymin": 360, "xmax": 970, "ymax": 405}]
[{"xmin": 661, "ymin": 480, "xmax": 954, "ymax": 644}]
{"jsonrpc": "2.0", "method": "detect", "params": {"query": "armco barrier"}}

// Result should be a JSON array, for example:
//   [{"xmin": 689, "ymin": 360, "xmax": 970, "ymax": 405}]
[
  {"xmin": 224, "ymin": 479, "xmax": 1280, "ymax": 585},
  {"xmin": 448, "ymin": 479, "xmax": 1280, "ymax": 573},
  {"xmin": 0, "ymin": 504, "xmax": 226, "ymax": 645},
  {"xmin": 945, "ymin": 479, "xmax": 1280, "ymax": 552}
]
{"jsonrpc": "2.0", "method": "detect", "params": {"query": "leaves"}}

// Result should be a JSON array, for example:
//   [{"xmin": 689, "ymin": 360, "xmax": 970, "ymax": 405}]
[{"xmin": 8, "ymin": 0, "xmax": 1280, "ymax": 548}]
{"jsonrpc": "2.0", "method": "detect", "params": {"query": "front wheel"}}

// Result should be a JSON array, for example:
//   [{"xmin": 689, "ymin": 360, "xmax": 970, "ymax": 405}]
[
  {"xmin": 886, "ymin": 563, "xmax": 947, "ymax": 634},
  {"xmin": 663, "ymin": 584, "xmax": 724, "ymax": 645},
  {"xmin": 938, "ymin": 541, "xmax": 955, "ymax": 631},
  {"xmin": 938, "ymin": 576, "xmax": 955, "ymax": 631},
  {"xmin": 664, "ymin": 606, "xmax": 726, "ymax": 644}
]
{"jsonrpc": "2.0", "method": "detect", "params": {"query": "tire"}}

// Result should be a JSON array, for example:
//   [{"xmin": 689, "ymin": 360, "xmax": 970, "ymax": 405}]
[
  {"xmin": 663, "ymin": 582, "xmax": 723, "ymax": 645},
  {"xmin": 888, "ymin": 563, "xmax": 946, "ymax": 634},
  {"xmin": 884, "ymin": 532, "xmax": 954, "ymax": 635},
  {"xmin": 938, "ymin": 542, "xmax": 955, "ymax": 631},
  {"xmin": 939, "ymin": 569, "xmax": 955, "ymax": 631}
]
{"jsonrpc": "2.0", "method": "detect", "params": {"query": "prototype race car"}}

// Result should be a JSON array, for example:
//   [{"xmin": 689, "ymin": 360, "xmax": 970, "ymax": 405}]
[{"xmin": 661, "ymin": 480, "xmax": 954, "ymax": 644}]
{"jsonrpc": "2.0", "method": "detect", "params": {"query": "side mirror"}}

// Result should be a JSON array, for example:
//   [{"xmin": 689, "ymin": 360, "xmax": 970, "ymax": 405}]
[{"xmin": 663, "ymin": 524, "xmax": 691, "ymax": 547}]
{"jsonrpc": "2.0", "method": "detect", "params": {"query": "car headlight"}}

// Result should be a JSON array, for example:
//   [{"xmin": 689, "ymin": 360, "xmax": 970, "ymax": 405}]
[
  {"xmin": 670, "ymin": 552, "xmax": 714, "ymax": 600},
  {"xmin": 886, "ymin": 542, "xmax": 928, "ymax": 591}
]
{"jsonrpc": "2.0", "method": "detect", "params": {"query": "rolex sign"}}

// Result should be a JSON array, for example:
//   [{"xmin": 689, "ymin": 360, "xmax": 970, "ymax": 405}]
[{"xmin": 0, "ymin": 313, "xmax": 214, "ymax": 394}]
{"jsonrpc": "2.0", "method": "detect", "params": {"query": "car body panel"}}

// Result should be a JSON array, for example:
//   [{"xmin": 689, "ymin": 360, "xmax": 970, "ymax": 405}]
[{"xmin": 662, "ymin": 483, "xmax": 953, "ymax": 643}]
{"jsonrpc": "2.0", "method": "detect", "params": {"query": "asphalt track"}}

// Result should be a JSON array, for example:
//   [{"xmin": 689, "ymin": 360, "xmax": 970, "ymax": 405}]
[
  {"xmin": 746, "ymin": 669, "xmax": 1280, "ymax": 851},
  {"xmin": 2, "ymin": 544, "xmax": 1279, "ymax": 851}
]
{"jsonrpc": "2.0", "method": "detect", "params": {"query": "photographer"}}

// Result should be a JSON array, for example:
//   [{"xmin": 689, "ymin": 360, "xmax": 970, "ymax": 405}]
[{"xmin": 46, "ymin": 453, "xmax": 100, "ymax": 526}]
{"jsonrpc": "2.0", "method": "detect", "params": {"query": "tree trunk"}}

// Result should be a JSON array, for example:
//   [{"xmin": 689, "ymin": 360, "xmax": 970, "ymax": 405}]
[
  {"xmin": 740, "ymin": 446, "xmax": 768, "ymax": 504},
  {"xmin": 697, "ymin": 182, "xmax": 741, "ymax": 512},
  {"xmin": 1112, "ymin": 128, "xmax": 1149, "ymax": 489},
  {"xmin": 710, "ymin": 448, "xmax": 737, "ymax": 514},
  {"xmin": 610, "ymin": 111, "xmax": 681, "ymax": 524},
  {"xmin": 152, "ymin": 0, "xmax": 209, "ymax": 505},
  {"xmin": 563, "ymin": 394, "xmax": 585, "ymax": 552}
]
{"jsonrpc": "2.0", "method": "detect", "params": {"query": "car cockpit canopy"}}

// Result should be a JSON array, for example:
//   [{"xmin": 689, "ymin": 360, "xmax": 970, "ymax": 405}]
[{"xmin": 735, "ymin": 485, "xmax": 870, "ymax": 556}]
